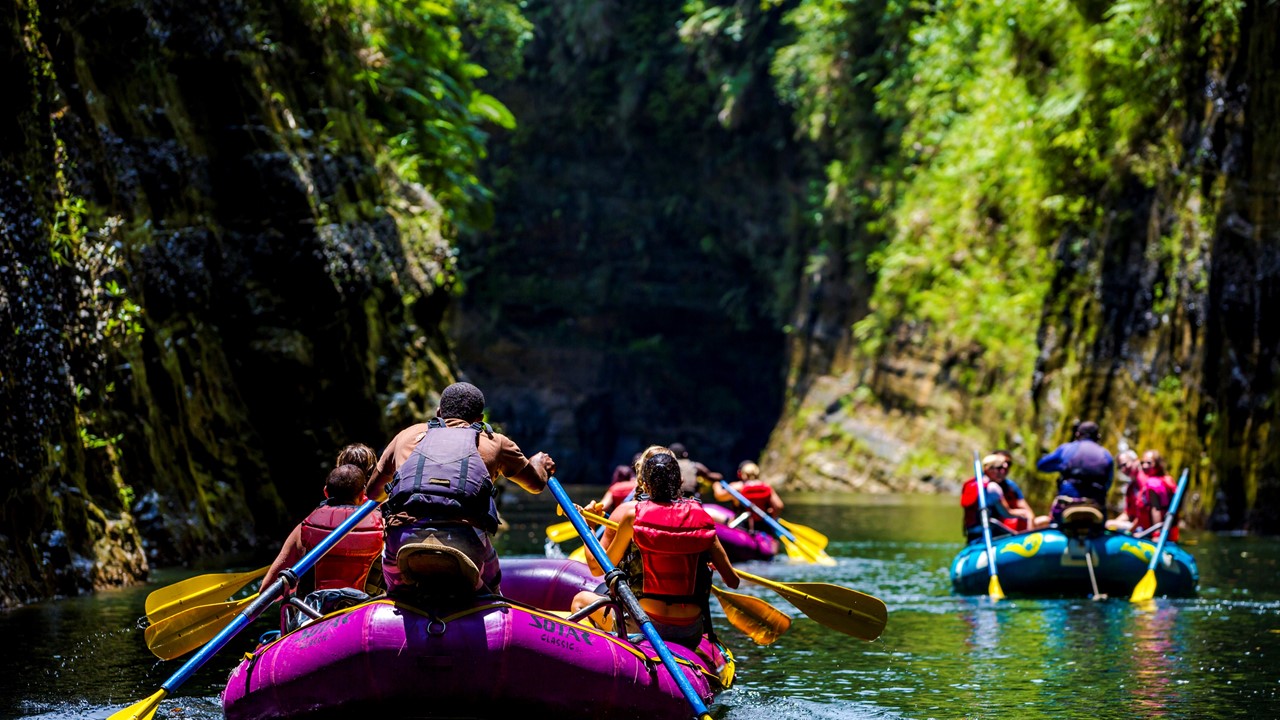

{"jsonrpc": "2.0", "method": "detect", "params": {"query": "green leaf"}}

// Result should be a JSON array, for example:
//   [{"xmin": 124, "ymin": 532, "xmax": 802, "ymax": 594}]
[{"xmin": 468, "ymin": 92, "xmax": 516, "ymax": 129}]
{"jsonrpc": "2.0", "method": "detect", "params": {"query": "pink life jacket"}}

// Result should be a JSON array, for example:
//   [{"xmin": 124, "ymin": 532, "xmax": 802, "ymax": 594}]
[
  {"xmin": 300, "ymin": 503, "xmax": 384, "ymax": 590},
  {"xmin": 632, "ymin": 500, "xmax": 717, "ymax": 603}
]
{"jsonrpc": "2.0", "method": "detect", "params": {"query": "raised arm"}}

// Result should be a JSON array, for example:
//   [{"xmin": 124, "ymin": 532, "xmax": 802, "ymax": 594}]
[{"xmin": 507, "ymin": 451, "xmax": 555, "ymax": 493}]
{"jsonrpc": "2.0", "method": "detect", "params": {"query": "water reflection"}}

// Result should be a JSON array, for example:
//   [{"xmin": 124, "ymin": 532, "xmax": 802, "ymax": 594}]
[{"xmin": 1128, "ymin": 602, "xmax": 1180, "ymax": 716}]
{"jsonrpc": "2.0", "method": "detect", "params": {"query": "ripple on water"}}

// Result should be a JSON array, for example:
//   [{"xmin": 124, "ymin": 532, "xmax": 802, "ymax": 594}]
[{"xmin": 718, "ymin": 692, "xmax": 912, "ymax": 719}]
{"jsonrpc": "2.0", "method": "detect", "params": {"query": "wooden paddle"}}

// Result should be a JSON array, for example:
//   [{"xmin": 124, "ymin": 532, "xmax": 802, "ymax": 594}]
[
  {"xmin": 109, "ymin": 498, "xmax": 381, "ymax": 720},
  {"xmin": 1130, "ymin": 468, "xmax": 1190, "ymax": 603},
  {"xmin": 972, "ymin": 452, "xmax": 1006, "ymax": 600},
  {"xmin": 144, "ymin": 566, "xmax": 268, "ymax": 624},
  {"xmin": 577, "ymin": 508, "xmax": 885, "ymax": 642},
  {"xmin": 547, "ymin": 479, "xmax": 716, "ymax": 720},
  {"xmin": 144, "ymin": 594, "xmax": 259, "ymax": 661},
  {"xmin": 716, "ymin": 480, "xmax": 835, "ymax": 565}
]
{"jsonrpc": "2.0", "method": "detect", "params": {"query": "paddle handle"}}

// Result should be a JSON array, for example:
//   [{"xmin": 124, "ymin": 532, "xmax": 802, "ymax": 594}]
[
  {"xmin": 159, "ymin": 498, "xmax": 381, "ymax": 692},
  {"xmin": 546, "ymin": 479, "xmax": 713, "ymax": 720},
  {"xmin": 716, "ymin": 480, "xmax": 794, "ymax": 543},
  {"xmin": 972, "ymin": 453, "xmax": 1001, "ymax": 581},
  {"xmin": 1146, "ymin": 468, "xmax": 1190, "ymax": 572}
]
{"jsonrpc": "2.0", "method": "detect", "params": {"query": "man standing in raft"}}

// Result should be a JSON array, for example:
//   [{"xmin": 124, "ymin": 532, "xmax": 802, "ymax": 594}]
[
  {"xmin": 366, "ymin": 382, "xmax": 556, "ymax": 597},
  {"xmin": 1035, "ymin": 420, "xmax": 1114, "ymax": 527}
]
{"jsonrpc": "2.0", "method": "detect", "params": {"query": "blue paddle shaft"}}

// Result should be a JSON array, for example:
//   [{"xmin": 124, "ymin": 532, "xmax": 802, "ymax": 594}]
[
  {"xmin": 716, "ymin": 480, "xmax": 794, "ymax": 543},
  {"xmin": 160, "ymin": 498, "xmax": 381, "ymax": 692},
  {"xmin": 972, "ymin": 454, "xmax": 1001, "ymax": 581},
  {"xmin": 546, "ymin": 479, "xmax": 712, "ymax": 719},
  {"xmin": 1146, "ymin": 469, "xmax": 1190, "ymax": 572}
]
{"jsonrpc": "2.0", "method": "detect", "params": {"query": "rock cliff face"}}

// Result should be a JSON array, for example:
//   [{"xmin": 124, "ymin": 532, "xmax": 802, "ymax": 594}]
[
  {"xmin": 763, "ymin": 0, "xmax": 1280, "ymax": 530},
  {"xmin": 0, "ymin": 0, "xmax": 480, "ymax": 607}
]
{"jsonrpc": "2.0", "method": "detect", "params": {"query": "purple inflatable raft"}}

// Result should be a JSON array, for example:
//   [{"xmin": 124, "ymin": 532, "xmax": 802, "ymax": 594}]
[
  {"xmin": 703, "ymin": 503, "xmax": 780, "ymax": 562},
  {"xmin": 221, "ymin": 558, "xmax": 734, "ymax": 720}
]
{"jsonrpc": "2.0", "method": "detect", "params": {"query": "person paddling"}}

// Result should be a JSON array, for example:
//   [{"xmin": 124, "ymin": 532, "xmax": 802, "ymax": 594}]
[
  {"xmin": 365, "ymin": 382, "xmax": 555, "ymax": 597},
  {"xmin": 960, "ymin": 455, "xmax": 1027, "ymax": 541},
  {"xmin": 259, "ymin": 462, "xmax": 384, "ymax": 596},
  {"xmin": 711, "ymin": 460, "xmax": 784, "ymax": 530},
  {"xmin": 573, "ymin": 445, "xmax": 672, "ymax": 619},
  {"xmin": 573, "ymin": 451, "xmax": 740, "ymax": 648},
  {"xmin": 1036, "ymin": 420, "xmax": 1115, "ymax": 527}
]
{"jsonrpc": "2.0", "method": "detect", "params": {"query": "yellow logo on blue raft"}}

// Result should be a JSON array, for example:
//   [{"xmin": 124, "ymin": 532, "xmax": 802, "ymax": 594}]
[
  {"xmin": 1000, "ymin": 534, "xmax": 1043, "ymax": 557},
  {"xmin": 1120, "ymin": 541, "xmax": 1153, "ymax": 562}
]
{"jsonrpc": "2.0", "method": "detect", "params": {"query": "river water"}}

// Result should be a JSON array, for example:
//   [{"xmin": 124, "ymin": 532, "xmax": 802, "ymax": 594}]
[{"xmin": 5, "ymin": 491, "xmax": 1278, "ymax": 719}]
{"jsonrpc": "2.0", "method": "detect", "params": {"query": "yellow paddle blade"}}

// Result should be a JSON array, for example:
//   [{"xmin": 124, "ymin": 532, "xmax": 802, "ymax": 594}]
[
  {"xmin": 568, "ymin": 545, "xmax": 587, "ymax": 563},
  {"xmin": 988, "ymin": 574, "xmax": 1005, "ymax": 601},
  {"xmin": 144, "ymin": 594, "xmax": 257, "ymax": 661},
  {"xmin": 778, "ymin": 519, "xmax": 829, "ymax": 551},
  {"xmin": 780, "ymin": 535, "xmax": 836, "ymax": 566},
  {"xmin": 780, "ymin": 581, "xmax": 886, "ymax": 641},
  {"xmin": 145, "ymin": 566, "xmax": 268, "ymax": 624},
  {"xmin": 108, "ymin": 688, "xmax": 167, "ymax": 720},
  {"xmin": 546, "ymin": 520, "xmax": 581, "ymax": 543},
  {"xmin": 737, "ymin": 570, "xmax": 886, "ymax": 642},
  {"xmin": 711, "ymin": 585, "xmax": 791, "ymax": 645},
  {"xmin": 1130, "ymin": 569, "xmax": 1157, "ymax": 602}
]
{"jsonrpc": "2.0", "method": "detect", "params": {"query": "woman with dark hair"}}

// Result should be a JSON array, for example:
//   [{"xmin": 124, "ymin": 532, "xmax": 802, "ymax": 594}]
[{"xmin": 573, "ymin": 451, "xmax": 740, "ymax": 648}]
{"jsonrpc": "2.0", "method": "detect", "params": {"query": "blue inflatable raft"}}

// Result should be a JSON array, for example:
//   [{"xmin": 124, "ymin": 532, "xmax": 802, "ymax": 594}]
[{"xmin": 950, "ymin": 529, "xmax": 1199, "ymax": 597}]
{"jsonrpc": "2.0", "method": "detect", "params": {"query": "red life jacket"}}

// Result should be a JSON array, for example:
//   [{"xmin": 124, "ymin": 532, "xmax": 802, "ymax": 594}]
[
  {"xmin": 739, "ymin": 481, "xmax": 776, "ymax": 513},
  {"xmin": 632, "ymin": 500, "xmax": 717, "ymax": 602},
  {"xmin": 961, "ymin": 477, "xmax": 1019, "ymax": 537},
  {"xmin": 300, "ymin": 504, "xmax": 384, "ymax": 590}
]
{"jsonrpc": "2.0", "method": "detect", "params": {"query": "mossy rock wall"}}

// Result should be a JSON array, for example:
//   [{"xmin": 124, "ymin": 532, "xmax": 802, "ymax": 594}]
[{"xmin": 0, "ymin": 0, "xmax": 470, "ymax": 607}]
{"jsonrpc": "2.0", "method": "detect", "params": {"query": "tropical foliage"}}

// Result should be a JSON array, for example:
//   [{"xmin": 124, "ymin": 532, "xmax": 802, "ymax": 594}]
[{"xmin": 774, "ymin": 0, "xmax": 1239, "ymax": 421}]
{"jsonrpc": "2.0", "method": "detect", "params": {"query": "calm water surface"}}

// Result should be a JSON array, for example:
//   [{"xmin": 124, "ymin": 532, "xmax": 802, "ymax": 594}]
[{"xmin": 5, "ymin": 491, "xmax": 1279, "ymax": 719}]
